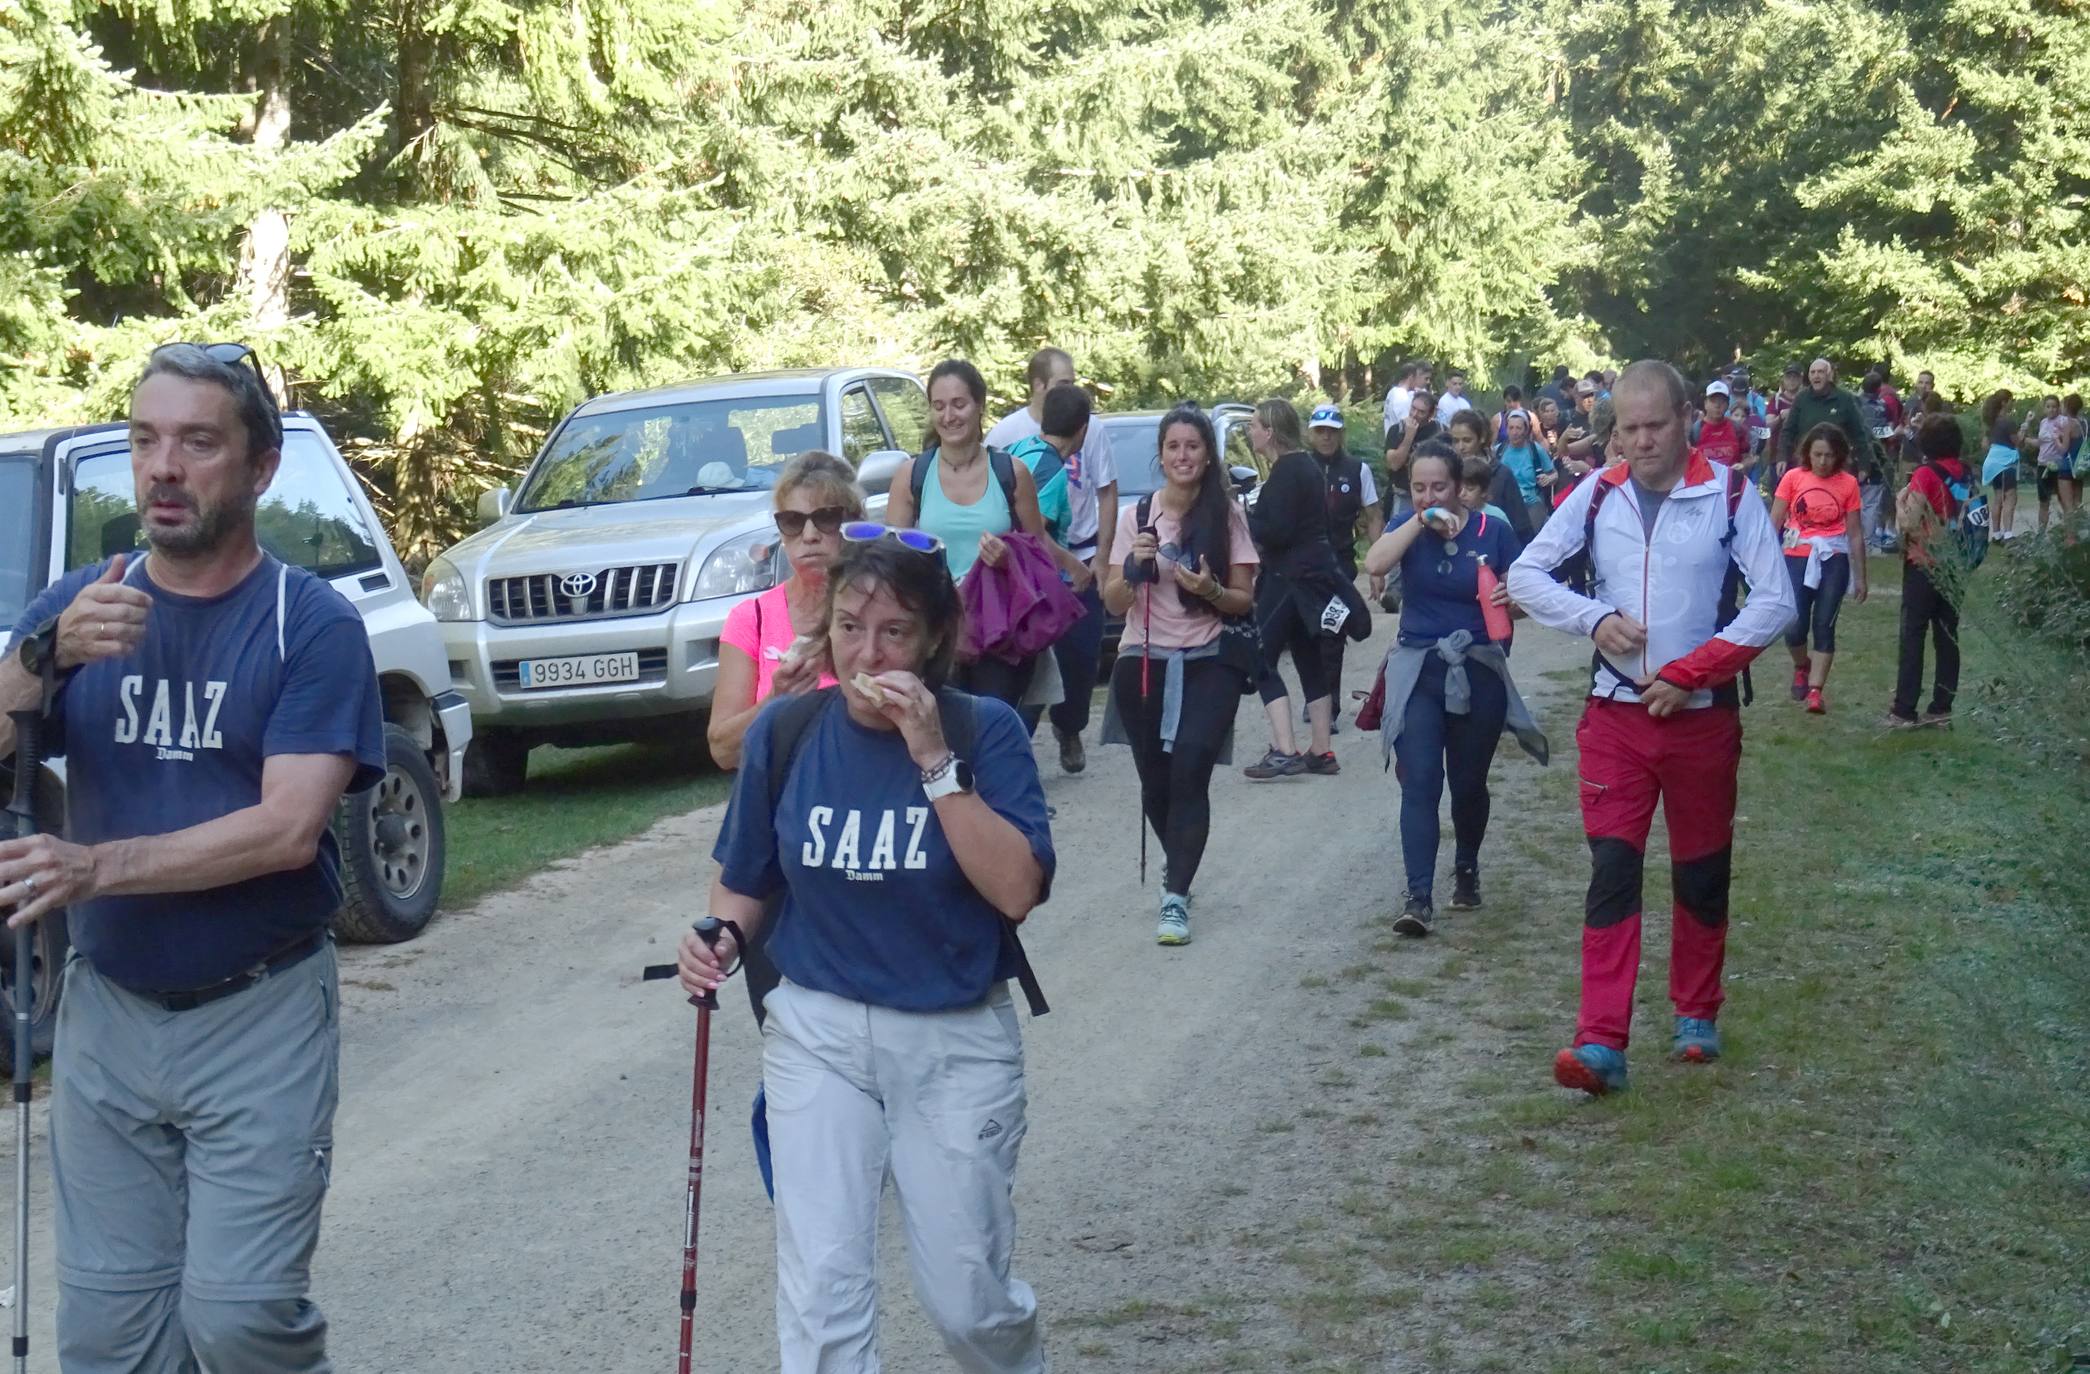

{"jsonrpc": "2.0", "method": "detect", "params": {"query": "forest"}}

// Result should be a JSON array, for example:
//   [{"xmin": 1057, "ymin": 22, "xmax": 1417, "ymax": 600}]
[{"xmin": 3, "ymin": 0, "xmax": 2085, "ymax": 557}]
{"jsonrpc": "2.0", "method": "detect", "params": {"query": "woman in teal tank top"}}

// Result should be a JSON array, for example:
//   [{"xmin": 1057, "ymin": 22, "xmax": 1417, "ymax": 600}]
[{"xmin": 887, "ymin": 359, "xmax": 1055, "ymax": 706}]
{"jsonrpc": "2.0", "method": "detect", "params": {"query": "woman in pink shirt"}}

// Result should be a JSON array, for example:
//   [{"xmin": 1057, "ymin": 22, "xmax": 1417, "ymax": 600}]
[
  {"xmin": 1770, "ymin": 423, "xmax": 1868, "ymax": 714},
  {"xmin": 707, "ymin": 451, "xmax": 864, "ymax": 769}
]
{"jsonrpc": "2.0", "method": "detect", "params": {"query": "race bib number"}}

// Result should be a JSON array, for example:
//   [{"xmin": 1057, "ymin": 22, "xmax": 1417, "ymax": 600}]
[{"xmin": 1320, "ymin": 596, "xmax": 1351, "ymax": 635}]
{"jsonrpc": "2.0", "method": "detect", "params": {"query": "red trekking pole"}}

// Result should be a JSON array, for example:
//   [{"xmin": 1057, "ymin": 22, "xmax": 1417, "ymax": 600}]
[
  {"xmin": 1139, "ymin": 581, "xmax": 1152, "ymax": 884},
  {"xmin": 645, "ymin": 917, "xmax": 729, "ymax": 1373}
]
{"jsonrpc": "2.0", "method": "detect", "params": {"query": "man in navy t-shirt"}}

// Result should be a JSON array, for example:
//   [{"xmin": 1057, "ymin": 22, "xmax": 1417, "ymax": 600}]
[{"xmin": 0, "ymin": 344, "xmax": 383, "ymax": 1372}]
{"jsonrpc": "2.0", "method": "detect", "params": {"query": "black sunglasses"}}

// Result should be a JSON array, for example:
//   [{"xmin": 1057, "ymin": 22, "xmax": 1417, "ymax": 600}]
[
  {"xmin": 774, "ymin": 506, "xmax": 848, "ymax": 539},
  {"xmin": 155, "ymin": 341, "xmax": 273, "ymax": 396}
]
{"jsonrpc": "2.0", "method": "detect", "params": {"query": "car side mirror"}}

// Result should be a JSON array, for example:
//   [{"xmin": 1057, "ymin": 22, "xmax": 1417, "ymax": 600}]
[
  {"xmin": 856, "ymin": 450, "xmax": 909, "ymax": 497},
  {"xmin": 476, "ymin": 486, "xmax": 512, "ymax": 526},
  {"xmin": 1229, "ymin": 465, "xmax": 1259, "ymax": 496}
]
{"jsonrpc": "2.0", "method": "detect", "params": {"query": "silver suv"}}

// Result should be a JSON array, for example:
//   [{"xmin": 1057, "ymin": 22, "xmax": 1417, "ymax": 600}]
[{"xmin": 423, "ymin": 368, "xmax": 929, "ymax": 794}]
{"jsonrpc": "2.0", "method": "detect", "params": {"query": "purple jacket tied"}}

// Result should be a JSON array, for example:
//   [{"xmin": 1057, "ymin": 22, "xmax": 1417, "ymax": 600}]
[{"xmin": 960, "ymin": 531, "xmax": 1086, "ymax": 664}]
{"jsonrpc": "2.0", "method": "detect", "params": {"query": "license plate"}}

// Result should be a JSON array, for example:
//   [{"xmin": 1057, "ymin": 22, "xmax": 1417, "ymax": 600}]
[{"xmin": 517, "ymin": 652, "xmax": 641, "ymax": 689}]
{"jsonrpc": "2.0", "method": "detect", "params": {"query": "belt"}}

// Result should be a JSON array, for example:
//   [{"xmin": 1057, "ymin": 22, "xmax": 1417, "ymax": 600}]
[{"xmin": 136, "ymin": 929, "xmax": 328, "ymax": 1013}]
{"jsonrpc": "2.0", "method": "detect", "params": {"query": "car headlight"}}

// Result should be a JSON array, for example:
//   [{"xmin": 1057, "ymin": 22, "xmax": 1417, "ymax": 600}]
[
  {"xmin": 420, "ymin": 557, "xmax": 475, "ymax": 622},
  {"xmin": 690, "ymin": 529, "xmax": 782, "ymax": 601}
]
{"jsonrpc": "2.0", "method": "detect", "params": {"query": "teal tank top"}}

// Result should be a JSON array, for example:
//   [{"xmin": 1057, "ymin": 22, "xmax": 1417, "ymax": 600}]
[{"xmin": 916, "ymin": 451, "xmax": 1014, "ymax": 580}]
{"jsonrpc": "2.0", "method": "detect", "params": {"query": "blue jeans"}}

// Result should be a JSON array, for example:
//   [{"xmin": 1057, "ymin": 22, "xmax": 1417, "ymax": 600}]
[{"xmin": 1393, "ymin": 655, "xmax": 1507, "ymax": 901}]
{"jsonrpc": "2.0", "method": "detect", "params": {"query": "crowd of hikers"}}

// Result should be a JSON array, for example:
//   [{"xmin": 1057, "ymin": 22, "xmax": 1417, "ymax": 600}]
[{"xmin": 0, "ymin": 340, "xmax": 2063, "ymax": 1374}]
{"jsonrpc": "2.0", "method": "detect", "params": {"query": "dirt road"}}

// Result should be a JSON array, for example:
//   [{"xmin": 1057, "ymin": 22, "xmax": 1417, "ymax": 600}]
[{"xmin": 2, "ymin": 616, "xmax": 1589, "ymax": 1372}]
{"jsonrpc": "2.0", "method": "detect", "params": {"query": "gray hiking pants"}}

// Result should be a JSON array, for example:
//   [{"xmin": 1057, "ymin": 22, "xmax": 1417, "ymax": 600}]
[{"xmin": 51, "ymin": 941, "xmax": 339, "ymax": 1373}]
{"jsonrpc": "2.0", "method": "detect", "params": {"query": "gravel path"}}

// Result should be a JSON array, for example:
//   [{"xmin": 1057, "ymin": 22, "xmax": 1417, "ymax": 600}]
[{"xmin": 0, "ymin": 614, "xmax": 1589, "ymax": 1371}]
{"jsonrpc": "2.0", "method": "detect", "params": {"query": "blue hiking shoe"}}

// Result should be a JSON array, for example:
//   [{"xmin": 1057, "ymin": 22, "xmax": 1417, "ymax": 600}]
[
  {"xmin": 1553, "ymin": 1043, "xmax": 1628, "ymax": 1096},
  {"xmin": 1670, "ymin": 1016, "xmax": 1722, "ymax": 1064},
  {"xmin": 1155, "ymin": 894, "xmax": 1192, "ymax": 946}
]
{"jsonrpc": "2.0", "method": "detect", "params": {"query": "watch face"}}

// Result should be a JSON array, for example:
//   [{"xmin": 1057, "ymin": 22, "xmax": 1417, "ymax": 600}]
[{"xmin": 954, "ymin": 760, "xmax": 974, "ymax": 792}]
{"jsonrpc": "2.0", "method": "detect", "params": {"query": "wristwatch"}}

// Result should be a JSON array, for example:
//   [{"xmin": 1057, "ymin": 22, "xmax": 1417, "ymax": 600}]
[
  {"xmin": 920, "ymin": 752, "xmax": 974, "ymax": 801},
  {"xmin": 15, "ymin": 617, "xmax": 61, "ymax": 680}
]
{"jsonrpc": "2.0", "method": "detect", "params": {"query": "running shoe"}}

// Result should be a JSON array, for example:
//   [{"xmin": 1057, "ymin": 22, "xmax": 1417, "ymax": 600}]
[
  {"xmin": 1921, "ymin": 710, "xmax": 1953, "ymax": 729},
  {"xmin": 1670, "ymin": 1016, "xmax": 1722, "ymax": 1063},
  {"xmin": 1243, "ymin": 748, "xmax": 1308, "ymax": 780},
  {"xmin": 1155, "ymin": 895, "xmax": 1191, "ymax": 946},
  {"xmin": 1392, "ymin": 894, "xmax": 1434, "ymax": 937},
  {"xmin": 1448, "ymin": 868, "xmax": 1481, "ymax": 911},
  {"xmin": 1056, "ymin": 728, "xmax": 1086, "ymax": 775},
  {"xmin": 1553, "ymin": 1043, "xmax": 1628, "ymax": 1096},
  {"xmin": 1305, "ymin": 751, "xmax": 1341, "ymax": 776},
  {"xmin": 1881, "ymin": 710, "xmax": 1921, "ymax": 730},
  {"xmin": 1790, "ymin": 668, "xmax": 1809, "ymax": 702},
  {"xmin": 1806, "ymin": 687, "xmax": 1826, "ymax": 714}
]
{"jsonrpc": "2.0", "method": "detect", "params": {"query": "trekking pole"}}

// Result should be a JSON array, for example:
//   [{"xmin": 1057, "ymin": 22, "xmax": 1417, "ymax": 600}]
[
  {"xmin": 5, "ymin": 671, "xmax": 52, "ymax": 1373},
  {"xmin": 1138, "ymin": 582, "xmax": 1152, "ymax": 886},
  {"xmin": 642, "ymin": 918, "xmax": 728, "ymax": 1374}
]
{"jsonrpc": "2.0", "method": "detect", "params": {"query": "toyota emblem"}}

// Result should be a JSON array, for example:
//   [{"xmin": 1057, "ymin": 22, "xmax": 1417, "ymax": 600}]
[{"xmin": 559, "ymin": 572, "xmax": 598, "ymax": 599}]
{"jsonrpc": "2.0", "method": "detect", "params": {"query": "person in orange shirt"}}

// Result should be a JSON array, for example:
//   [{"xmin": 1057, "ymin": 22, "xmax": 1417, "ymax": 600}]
[{"xmin": 1770, "ymin": 423, "xmax": 1869, "ymax": 713}]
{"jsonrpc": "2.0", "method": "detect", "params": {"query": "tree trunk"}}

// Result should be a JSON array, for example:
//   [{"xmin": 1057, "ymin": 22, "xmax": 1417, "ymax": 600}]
[
  {"xmin": 234, "ymin": 18, "xmax": 291, "ymax": 394},
  {"xmin": 395, "ymin": 0, "xmax": 436, "ymax": 162}
]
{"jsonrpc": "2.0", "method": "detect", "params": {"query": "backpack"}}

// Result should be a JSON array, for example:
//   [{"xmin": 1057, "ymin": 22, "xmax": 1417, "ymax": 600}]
[
  {"xmin": 910, "ymin": 445, "xmax": 1027, "ymax": 521},
  {"xmin": 1922, "ymin": 461, "xmax": 1989, "ymax": 570},
  {"xmin": 757, "ymin": 686, "xmax": 1049, "ymax": 1017},
  {"xmin": 1580, "ymin": 465, "xmax": 1756, "ymax": 707}
]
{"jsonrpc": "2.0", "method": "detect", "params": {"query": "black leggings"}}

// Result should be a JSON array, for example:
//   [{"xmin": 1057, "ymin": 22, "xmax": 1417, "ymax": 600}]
[
  {"xmin": 1111, "ymin": 655, "xmax": 1237, "ymax": 894},
  {"xmin": 1783, "ymin": 552, "xmax": 1850, "ymax": 653},
  {"xmin": 1255, "ymin": 583, "xmax": 1330, "ymax": 706},
  {"xmin": 957, "ymin": 653, "xmax": 1037, "ymax": 708}
]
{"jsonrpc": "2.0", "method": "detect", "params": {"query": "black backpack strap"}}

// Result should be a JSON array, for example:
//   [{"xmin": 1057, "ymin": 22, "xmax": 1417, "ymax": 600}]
[
  {"xmin": 933, "ymin": 687, "xmax": 1050, "ymax": 1018},
  {"xmin": 988, "ymin": 446, "xmax": 1020, "ymax": 524},
  {"xmin": 763, "ymin": 687, "xmax": 839, "ymax": 813}
]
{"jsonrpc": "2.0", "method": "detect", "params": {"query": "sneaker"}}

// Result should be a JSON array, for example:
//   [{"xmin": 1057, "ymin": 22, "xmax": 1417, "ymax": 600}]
[
  {"xmin": 1391, "ymin": 894, "xmax": 1434, "ymax": 938},
  {"xmin": 1670, "ymin": 1016, "xmax": 1722, "ymax": 1063},
  {"xmin": 1155, "ymin": 895, "xmax": 1191, "ymax": 946},
  {"xmin": 1790, "ymin": 668, "xmax": 1809, "ymax": 702},
  {"xmin": 1448, "ymin": 868, "xmax": 1481, "ymax": 911},
  {"xmin": 1305, "ymin": 751, "xmax": 1341, "ymax": 776},
  {"xmin": 1881, "ymin": 711, "xmax": 1921, "ymax": 731},
  {"xmin": 1553, "ymin": 1043, "xmax": 1629, "ymax": 1096},
  {"xmin": 1806, "ymin": 687, "xmax": 1826, "ymax": 714},
  {"xmin": 1243, "ymin": 748, "xmax": 1308, "ymax": 781},
  {"xmin": 1920, "ymin": 709, "xmax": 1953, "ymax": 729},
  {"xmin": 1056, "ymin": 728, "xmax": 1086, "ymax": 775}
]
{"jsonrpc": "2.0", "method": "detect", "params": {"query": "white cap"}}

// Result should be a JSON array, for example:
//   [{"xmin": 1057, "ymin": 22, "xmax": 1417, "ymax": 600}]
[{"xmin": 1705, "ymin": 380, "xmax": 1732, "ymax": 399}]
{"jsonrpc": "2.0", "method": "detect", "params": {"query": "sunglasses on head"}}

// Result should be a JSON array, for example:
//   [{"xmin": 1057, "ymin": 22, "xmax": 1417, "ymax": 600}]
[
  {"xmin": 155, "ymin": 341, "xmax": 273, "ymax": 395},
  {"xmin": 840, "ymin": 521, "xmax": 945, "ymax": 556},
  {"xmin": 774, "ymin": 506, "xmax": 848, "ymax": 538}
]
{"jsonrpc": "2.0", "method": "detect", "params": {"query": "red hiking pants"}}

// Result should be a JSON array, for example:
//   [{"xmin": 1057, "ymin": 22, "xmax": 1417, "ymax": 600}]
[{"xmin": 1572, "ymin": 699, "xmax": 1742, "ymax": 1051}]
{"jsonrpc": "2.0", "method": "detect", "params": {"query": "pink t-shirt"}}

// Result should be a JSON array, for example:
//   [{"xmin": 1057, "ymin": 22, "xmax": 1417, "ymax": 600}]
[
  {"xmin": 1110, "ymin": 501, "xmax": 1259, "ymax": 651},
  {"xmin": 719, "ymin": 582, "xmax": 839, "ymax": 701}
]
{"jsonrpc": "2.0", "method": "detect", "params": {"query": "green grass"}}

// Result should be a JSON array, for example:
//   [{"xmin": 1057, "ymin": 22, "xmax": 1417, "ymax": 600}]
[
  {"xmin": 441, "ymin": 739, "xmax": 732, "ymax": 910},
  {"xmin": 1239, "ymin": 586, "xmax": 2089, "ymax": 1371}
]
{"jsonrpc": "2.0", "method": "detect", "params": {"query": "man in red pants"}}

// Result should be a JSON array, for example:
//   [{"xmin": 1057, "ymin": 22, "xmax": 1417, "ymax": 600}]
[{"xmin": 1507, "ymin": 360, "xmax": 1795, "ymax": 1094}]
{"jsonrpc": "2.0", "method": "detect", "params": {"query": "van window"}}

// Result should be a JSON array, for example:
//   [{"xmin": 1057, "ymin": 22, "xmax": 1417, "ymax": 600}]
[
  {"xmin": 868, "ymin": 378, "xmax": 930, "ymax": 455},
  {"xmin": 518, "ymin": 396, "xmax": 826, "ymax": 511}
]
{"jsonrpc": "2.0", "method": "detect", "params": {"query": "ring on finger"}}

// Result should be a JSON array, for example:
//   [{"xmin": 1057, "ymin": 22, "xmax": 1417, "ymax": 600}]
[{"xmin": 20, "ymin": 876, "xmax": 34, "ymax": 898}]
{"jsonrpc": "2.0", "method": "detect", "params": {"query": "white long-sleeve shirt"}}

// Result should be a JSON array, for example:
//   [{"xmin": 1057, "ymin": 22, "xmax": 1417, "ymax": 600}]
[{"xmin": 1507, "ymin": 455, "xmax": 1797, "ymax": 707}]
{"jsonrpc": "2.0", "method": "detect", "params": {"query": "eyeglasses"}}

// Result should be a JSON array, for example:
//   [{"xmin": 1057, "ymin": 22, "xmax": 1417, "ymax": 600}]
[
  {"xmin": 774, "ymin": 506, "xmax": 848, "ymax": 539},
  {"xmin": 840, "ymin": 521, "xmax": 945, "ymax": 556},
  {"xmin": 154, "ymin": 341, "xmax": 273, "ymax": 396}
]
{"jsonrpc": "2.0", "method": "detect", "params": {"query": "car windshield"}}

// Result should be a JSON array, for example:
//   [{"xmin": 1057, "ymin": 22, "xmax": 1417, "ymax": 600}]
[
  {"xmin": 517, "ymin": 395, "xmax": 826, "ymax": 512},
  {"xmin": 70, "ymin": 430, "xmax": 385, "ymax": 580},
  {"xmin": 0, "ymin": 454, "xmax": 39, "ymax": 631},
  {"xmin": 1104, "ymin": 417, "xmax": 1164, "ymax": 501}
]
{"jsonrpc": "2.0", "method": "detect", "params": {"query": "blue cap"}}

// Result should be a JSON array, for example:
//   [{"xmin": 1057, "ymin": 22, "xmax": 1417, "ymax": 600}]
[{"xmin": 1308, "ymin": 404, "xmax": 1344, "ymax": 430}]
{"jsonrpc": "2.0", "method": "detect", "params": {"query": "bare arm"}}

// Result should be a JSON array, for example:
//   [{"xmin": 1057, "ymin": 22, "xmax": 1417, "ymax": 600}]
[
  {"xmin": 1846, "ymin": 509, "xmax": 1868, "ymax": 598},
  {"xmin": 706, "ymin": 645, "xmax": 761, "ymax": 772},
  {"xmin": 929, "ymin": 786, "xmax": 1046, "ymax": 921},
  {"xmin": 1092, "ymin": 482, "xmax": 1118, "ymax": 583},
  {"xmin": 1362, "ymin": 511, "xmax": 1427, "ymax": 577},
  {"xmin": 887, "ymin": 458, "xmax": 919, "ymax": 528}
]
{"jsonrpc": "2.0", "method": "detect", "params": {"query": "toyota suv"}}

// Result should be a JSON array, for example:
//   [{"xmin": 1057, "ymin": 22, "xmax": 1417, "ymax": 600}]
[
  {"xmin": 422, "ymin": 367, "xmax": 929, "ymax": 794},
  {"xmin": 1, "ymin": 417, "xmax": 473, "ymax": 1068}
]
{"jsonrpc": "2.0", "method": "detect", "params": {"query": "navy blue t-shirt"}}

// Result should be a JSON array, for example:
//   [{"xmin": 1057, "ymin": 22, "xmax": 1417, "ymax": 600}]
[
  {"xmin": 1397, "ymin": 511, "xmax": 1523, "ymax": 646},
  {"xmin": 713, "ymin": 691, "xmax": 1054, "ymax": 1012},
  {"xmin": 12, "ymin": 556, "xmax": 385, "ymax": 991}
]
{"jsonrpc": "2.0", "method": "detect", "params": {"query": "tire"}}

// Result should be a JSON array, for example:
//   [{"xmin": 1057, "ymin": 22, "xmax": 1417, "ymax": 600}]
[
  {"xmin": 332, "ymin": 724, "xmax": 447, "ymax": 944},
  {"xmin": 0, "ymin": 765, "xmax": 69, "ymax": 1075},
  {"xmin": 461, "ymin": 731, "xmax": 529, "ymax": 798}
]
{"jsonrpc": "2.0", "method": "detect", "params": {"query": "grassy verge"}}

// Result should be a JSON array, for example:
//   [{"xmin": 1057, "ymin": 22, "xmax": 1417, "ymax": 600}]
[
  {"xmin": 1135, "ymin": 585, "xmax": 2086, "ymax": 1371},
  {"xmin": 441, "ymin": 740, "xmax": 732, "ymax": 910}
]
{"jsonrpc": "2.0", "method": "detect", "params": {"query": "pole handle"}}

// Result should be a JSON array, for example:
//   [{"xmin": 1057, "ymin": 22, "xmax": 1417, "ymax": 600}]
[{"xmin": 687, "ymin": 918, "xmax": 726, "ymax": 1012}]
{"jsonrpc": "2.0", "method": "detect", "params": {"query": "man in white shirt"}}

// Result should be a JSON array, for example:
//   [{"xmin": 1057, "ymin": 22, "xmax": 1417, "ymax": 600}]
[
  {"xmin": 985, "ymin": 347, "xmax": 1119, "ymax": 773},
  {"xmin": 1434, "ymin": 369, "xmax": 1476, "ymax": 426},
  {"xmin": 1381, "ymin": 359, "xmax": 1431, "ymax": 438}
]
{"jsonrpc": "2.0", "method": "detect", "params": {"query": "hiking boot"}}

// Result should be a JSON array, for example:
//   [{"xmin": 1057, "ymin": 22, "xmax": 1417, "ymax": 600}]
[
  {"xmin": 1881, "ymin": 710, "xmax": 1920, "ymax": 731},
  {"xmin": 1305, "ymin": 751, "xmax": 1341, "ymax": 776},
  {"xmin": 1155, "ymin": 895, "xmax": 1191, "ymax": 946},
  {"xmin": 1790, "ymin": 668, "xmax": 1809, "ymax": 702},
  {"xmin": 1670, "ymin": 1016, "xmax": 1722, "ymax": 1063},
  {"xmin": 1244, "ymin": 748, "xmax": 1308, "ymax": 781},
  {"xmin": 1805, "ymin": 687, "xmax": 1826, "ymax": 714},
  {"xmin": 1392, "ymin": 894, "xmax": 1434, "ymax": 938},
  {"xmin": 1448, "ymin": 868, "xmax": 1481, "ymax": 911},
  {"xmin": 1056, "ymin": 727, "xmax": 1086, "ymax": 775},
  {"xmin": 1921, "ymin": 709, "xmax": 1953, "ymax": 729},
  {"xmin": 1553, "ymin": 1043, "xmax": 1629, "ymax": 1096}
]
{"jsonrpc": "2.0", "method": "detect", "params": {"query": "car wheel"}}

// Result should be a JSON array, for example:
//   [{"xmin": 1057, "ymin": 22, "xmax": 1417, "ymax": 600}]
[
  {"xmin": 333, "ymin": 724, "xmax": 447, "ymax": 944},
  {"xmin": 461, "ymin": 731, "xmax": 529, "ymax": 798},
  {"xmin": 0, "ymin": 766, "xmax": 68, "ymax": 1075}
]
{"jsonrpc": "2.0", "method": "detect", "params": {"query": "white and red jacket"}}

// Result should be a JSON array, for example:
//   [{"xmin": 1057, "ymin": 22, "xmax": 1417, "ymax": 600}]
[{"xmin": 1507, "ymin": 454, "xmax": 1797, "ymax": 708}]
